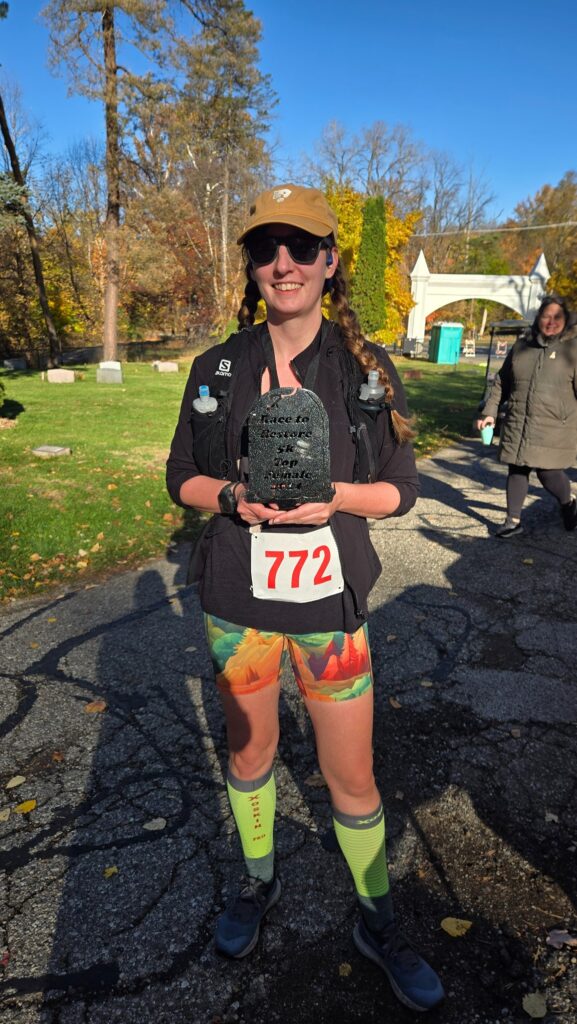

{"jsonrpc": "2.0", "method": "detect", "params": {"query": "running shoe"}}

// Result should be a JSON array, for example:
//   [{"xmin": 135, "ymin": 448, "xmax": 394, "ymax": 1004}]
[
  {"xmin": 215, "ymin": 875, "xmax": 281, "ymax": 959},
  {"xmin": 495, "ymin": 517, "xmax": 523, "ymax": 538},
  {"xmin": 353, "ymin": 918, "xmax": 445, "ymax": 1012}
]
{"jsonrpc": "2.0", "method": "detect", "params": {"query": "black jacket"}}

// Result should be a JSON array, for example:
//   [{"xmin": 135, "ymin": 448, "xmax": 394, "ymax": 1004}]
[{"xmin": 166, "ymin": 320, "xmax": 418, "ymax": 633}]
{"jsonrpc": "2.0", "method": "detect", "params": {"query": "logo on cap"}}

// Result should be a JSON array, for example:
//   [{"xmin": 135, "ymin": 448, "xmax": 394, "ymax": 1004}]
[{"xmin": 272, "ymin": 189, "xmax": 292, "ymax": 202}]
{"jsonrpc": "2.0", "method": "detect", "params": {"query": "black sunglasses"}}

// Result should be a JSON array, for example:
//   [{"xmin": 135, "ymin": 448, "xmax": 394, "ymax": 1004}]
[{"xmin": 244, "ymin": 232, "xmax": 331, "ymax": 266}]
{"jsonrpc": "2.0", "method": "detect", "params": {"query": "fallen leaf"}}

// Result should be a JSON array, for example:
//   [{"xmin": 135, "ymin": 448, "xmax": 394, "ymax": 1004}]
[
  {"xmin": 76, "ymin": 560, "xmax": 88, "ymax": 569},
  {"xmin": 134, "ymin": 514, "xmax": 142, "ymax": 521},
  {"xmin": 84, "ymin": 700, "xmax": 107, "ymax": 714},
  {"xmin": 304, "ymin": 772, "xmax": 326, "ymax": 788},
  {"xmin": 389, "ymin": 697, "xmax": 402, "ymax": 709},
  {"xmin": 29, "ymin": 642, "xmax": 39, "ymax": 649},
  {"xmin": 386, "ymin": 633, "xmax": 397, "ymax": 642},
  {"xmin": 52, "ymin": 751, "xmax": 64, "ymax": 763},
  {"xmin": 546, "ymin": 929, "xmax": 577, "ymax": 949},
  {"xmin": 522, "ymin": 991, "xmax": 547, "ymax": 1018},
  {"xmin": 0, "ymin": 950, "xmax": 10, "ymax": 969},
  {"xmin": 145, "ymin": 500, "xmax": 151, "ymax": 508},
  {"xmin": 420, "ymin": 679, "xmax": 434, "ymax": 688},
  {"xmin": 14, "ymin": 799, "xmax": 37, "ymax": 815},
  {"xmin": 103, "ymin": 866, "xmax": 118, "ymax": 879},
  {"xmin": 510, "ymin": 727, "xmax": 522, "ymax": 738},
  {"xmin": 0, "ymin": 808, "xmax": 10, "ymax": 822},
  {"xmin": 162, "ymin": 513, "xmax": 174, "ymax": 522},
  {"xmin": 5, "ymin": 775, "xmax": 26, "ymax": 790},
  {"xmin": 29, "ymin": 553, "xmax": 42, "ymax": 562},
  {"xmin": 107, "ymin": 483, "xmax": 118, "ymax": 491},
  {"xmin": 90, "ymin": 543, "xmax": 101, "ymax": 553},
  {"xmin": 440, "ymin": 917, "xmax": 472, "ymax": 938},
  {"xmin": 143, "ymin": 817, "xmax": 167, "ymax": 831},
  {"xmin": 47, "ymin": 616, "xmax": 57, "ymax": 623},
  {"xmin": 522, "ymin": 558, "xmax": 534, "ymax": 566},
  {"xmin": 545, "ymin": 811, "xmax": 559, "ymax": 823},
  {"xmin": 77, "ymin": 548, "xmax": 88, "ymax": 557},
  {"xmin": 339, "ymin": 962, "xmax": 352, "ymax": 977},
  {"xmin": 97, "ymin": 531, "xmax": 105, "ymax": 540}
]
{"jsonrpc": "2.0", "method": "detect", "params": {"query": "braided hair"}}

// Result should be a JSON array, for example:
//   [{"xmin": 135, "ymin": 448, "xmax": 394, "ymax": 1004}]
[{"xmin": 236, "ymin": 244, "xmax": 415, "ymax": 443}]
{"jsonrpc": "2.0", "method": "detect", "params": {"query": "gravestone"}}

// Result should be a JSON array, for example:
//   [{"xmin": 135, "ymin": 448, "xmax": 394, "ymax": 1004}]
[
  {"xmin": 152, "ymin": 360, "xmax": 179, "ymax": 373},
  {"xmin": 245, "ymin": 387, "xmax": 334, "ymax": 509},
  {"xmin": 97, "ymin": 360, "xmax": 123, "ymax": 384},
  {"xmin": 3, "ymin": 358, "xmax": 27, "ymax": 371},
  {"xmin": 32, "ymin": 445, "xmax": 72, "ymax": 458},
  {"xmin": 47, "ymin": 369, "xmax": 75, "ymax": 383}
]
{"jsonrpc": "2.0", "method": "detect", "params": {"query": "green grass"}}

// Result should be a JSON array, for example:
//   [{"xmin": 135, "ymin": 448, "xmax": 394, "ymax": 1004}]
[
  {"xmin": 0, "ymin": 363, "xmax": 203, "ymax": 602},
  {"xmin": 0, "ymin": 357, "xmax": 484, "ymax": 602},
  {"xmin": 396, "ymin": 358, "xmax": 484, "ymax": 457}
]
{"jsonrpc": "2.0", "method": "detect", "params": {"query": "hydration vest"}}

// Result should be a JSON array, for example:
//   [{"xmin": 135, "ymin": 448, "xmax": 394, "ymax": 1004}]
[{"xmin": 189, "ymin": 325, "xmax": 392, "ymax": 485}]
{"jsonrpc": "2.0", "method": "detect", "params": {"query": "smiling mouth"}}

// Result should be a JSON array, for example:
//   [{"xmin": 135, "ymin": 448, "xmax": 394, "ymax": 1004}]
[{"xmin": 273, "ymin": 283, "xmax": 302, "ymax": 291}]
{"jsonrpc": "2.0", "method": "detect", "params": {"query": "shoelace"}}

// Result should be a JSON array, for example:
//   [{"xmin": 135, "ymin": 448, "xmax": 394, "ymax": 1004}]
[
  {"xmin": 229, "ymin": 879, "xmax": 270, "ymax": 923},
  {"xmin": 378, "ymin": 924, "xmax": 422, "ymax": 969}
]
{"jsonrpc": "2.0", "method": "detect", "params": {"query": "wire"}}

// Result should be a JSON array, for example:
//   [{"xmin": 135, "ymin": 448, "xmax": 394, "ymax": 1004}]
[{"xmin": 414, "ymin": 219, "xmax": 577, "ymax": 236}]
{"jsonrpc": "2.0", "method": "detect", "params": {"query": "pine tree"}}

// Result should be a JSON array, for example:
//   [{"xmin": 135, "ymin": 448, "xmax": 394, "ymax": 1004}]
[{"xmin": 350, "ymin": 196, "xmax": 387, "ymax": 336}]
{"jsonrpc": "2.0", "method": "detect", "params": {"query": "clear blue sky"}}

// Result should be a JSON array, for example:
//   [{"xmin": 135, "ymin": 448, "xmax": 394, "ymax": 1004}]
[{"xmin": 2, "ymin": 0, "xmax": 576, "ymax": 219}]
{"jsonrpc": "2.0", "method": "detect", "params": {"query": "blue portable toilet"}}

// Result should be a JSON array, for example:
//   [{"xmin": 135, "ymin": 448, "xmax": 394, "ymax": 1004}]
[{"xmin": 429, "ymin": 322, "xmax": 463, "ymax": 364}]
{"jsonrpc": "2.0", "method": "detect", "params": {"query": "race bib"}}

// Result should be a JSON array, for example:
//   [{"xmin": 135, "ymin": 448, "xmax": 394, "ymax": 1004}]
[{"xmin": 250, "ymin": 525, "xmax": 344, "ymax": 603}]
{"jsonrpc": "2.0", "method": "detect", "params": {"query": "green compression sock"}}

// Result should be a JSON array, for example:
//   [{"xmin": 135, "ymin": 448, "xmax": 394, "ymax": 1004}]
[
  {"xmin": 333, "ymin": 802, "xmax": 394, "ymax": 932},
  {"xmin": 227, "ymin": 768, "xmax": 276, "ymax": 883}
]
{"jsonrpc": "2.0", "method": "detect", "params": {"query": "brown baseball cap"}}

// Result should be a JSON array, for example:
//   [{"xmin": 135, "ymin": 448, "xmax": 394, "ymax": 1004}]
[{"xmin": 237, "ymin": 184, "xmax": 338, "ymax": 243}]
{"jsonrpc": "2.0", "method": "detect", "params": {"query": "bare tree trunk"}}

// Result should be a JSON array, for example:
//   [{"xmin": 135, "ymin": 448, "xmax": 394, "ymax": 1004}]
[
  {"xmin": 102, "ymin": 6, "xmax": 120, "ymax": 361},
  {"xmin": 220, "ymin": 155, "xmax": 229, "ymax": 319},
  {"xmin": 0, "ymin": 91, "xmax": 61, "ymax": 366}
]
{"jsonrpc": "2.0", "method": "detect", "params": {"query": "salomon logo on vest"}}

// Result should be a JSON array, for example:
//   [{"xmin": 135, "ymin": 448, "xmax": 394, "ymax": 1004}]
[{"xmin": 216, "ymin": 359, "xmax": 232, "ymax": 377}]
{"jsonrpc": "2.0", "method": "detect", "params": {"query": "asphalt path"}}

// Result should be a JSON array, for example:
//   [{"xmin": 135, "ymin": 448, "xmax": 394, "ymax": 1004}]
[{"xmin": 1, "ymin": 440, "xmax": 576, "ymax": 1024}]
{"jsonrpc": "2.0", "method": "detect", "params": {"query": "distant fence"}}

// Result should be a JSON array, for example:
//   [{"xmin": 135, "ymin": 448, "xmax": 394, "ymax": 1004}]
[{"xmin": 2, "ymin": 332, "xmax": 214, "ymax": 369}]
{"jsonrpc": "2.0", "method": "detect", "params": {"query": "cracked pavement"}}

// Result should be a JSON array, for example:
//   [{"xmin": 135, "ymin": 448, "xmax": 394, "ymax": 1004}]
[{"xmin": 1, "ymin": 440, "xmax": 576, "ymax": 1024}]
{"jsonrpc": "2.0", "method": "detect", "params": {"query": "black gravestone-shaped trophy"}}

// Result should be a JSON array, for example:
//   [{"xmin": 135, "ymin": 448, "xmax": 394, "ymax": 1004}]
[{"xmin": 245, "ymin": 387, "xmax": 335, "ymax": 509}]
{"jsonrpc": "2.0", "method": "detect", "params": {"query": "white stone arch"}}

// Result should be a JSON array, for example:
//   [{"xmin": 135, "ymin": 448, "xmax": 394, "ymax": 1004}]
[{"xmin": 406, "ymin": 252, "xmax": 550, "ymax": 346}]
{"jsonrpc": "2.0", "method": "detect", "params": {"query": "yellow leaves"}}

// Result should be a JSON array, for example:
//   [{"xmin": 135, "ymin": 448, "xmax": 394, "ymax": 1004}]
[
  {"xmin": 338, "ymin": 962, "xmax": 352, "ymax": 978},
  {"xmin": 84, "ymin": 699, "xmax": 107, "ymax": 714},
  {"xmin": 5, "ymin": 775, "xmax": 26, "ymax": 789},
  {"xmin": 386, "ymin": 633, "xmax": 397, "ymax": 643},
  {"xmin": 90, "ymin": 542, "xmax": 101, "ymax": 553},
  {"xmin": 440, "ymin": 917, "xmax": 472, "ymax": 938},
  {"xmin": 29, "ymin": 553, "xmax": 42, "ymax": 563},
  {"xmin": 76, "ymin": 561, "xmax": 88, "ymax": 569},
  {"xmin": 144, "ymin": 500, "xmax": 152, "ymax": 508},
  {"xmin": 420, "ymin": 679, "xmax": 434, "ymax": 688},
  {"xmin": 522, "ymin": 558, "xmax": 534, "ymax": 566},
  {"xmin": 107, "ymin": 483, "xmax": 118, "ymax": 491},
  {"xmin": 14, "ymin": 799, "xmax": 37, "ymax": 815},
  {"xmin": 522, "ymin": 992, "xmax": 548, "ymax": 1018},
  {"xmin": 389, "ymin": 696, "xmax": 402, "ymax": 710},
  {"xmin": 103, "ymin": 866, "xmax": 118, "ymax": 879},
  {"xmin": 96, "ymin": 531, "xmax": 105, "ymax": 541},
  {"xmin": 143, "ymin": 817, "xmax": 167, "ymax": 831},
  {"xmin": 47, "ymin": 616, "xmax": 57, "ymax": 623},
  {"xmin": 0, "ymin": 807, "xmax": 10, "ymax": 822}
]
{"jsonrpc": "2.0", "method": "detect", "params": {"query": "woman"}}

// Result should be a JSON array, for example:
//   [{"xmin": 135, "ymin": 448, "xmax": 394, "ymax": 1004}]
[
  {"xmin": 477, "ymin": 294, "xmax": 577, "ymax": 537},
  {"xmin": 167, "ymin": 185, "xmax": 444, "ymax": 1012}
]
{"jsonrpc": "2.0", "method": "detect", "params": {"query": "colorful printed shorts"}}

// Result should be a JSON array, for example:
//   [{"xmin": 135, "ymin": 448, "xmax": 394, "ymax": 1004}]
[{"xmin": 204, "ymin": 614, "xmax": 373, "ymax": 702}]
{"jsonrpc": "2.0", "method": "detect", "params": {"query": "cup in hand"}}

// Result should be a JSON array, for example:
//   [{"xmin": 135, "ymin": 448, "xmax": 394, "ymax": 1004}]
[{"xmin": 480, "ymin": 424, "xmax": 494, "ymax": 446}]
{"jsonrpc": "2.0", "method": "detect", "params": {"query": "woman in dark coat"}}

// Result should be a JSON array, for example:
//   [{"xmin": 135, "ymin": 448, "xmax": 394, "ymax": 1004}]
[{"xmin": 477, "ymin": 294, "xmax": 577, "ymax": 537}]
